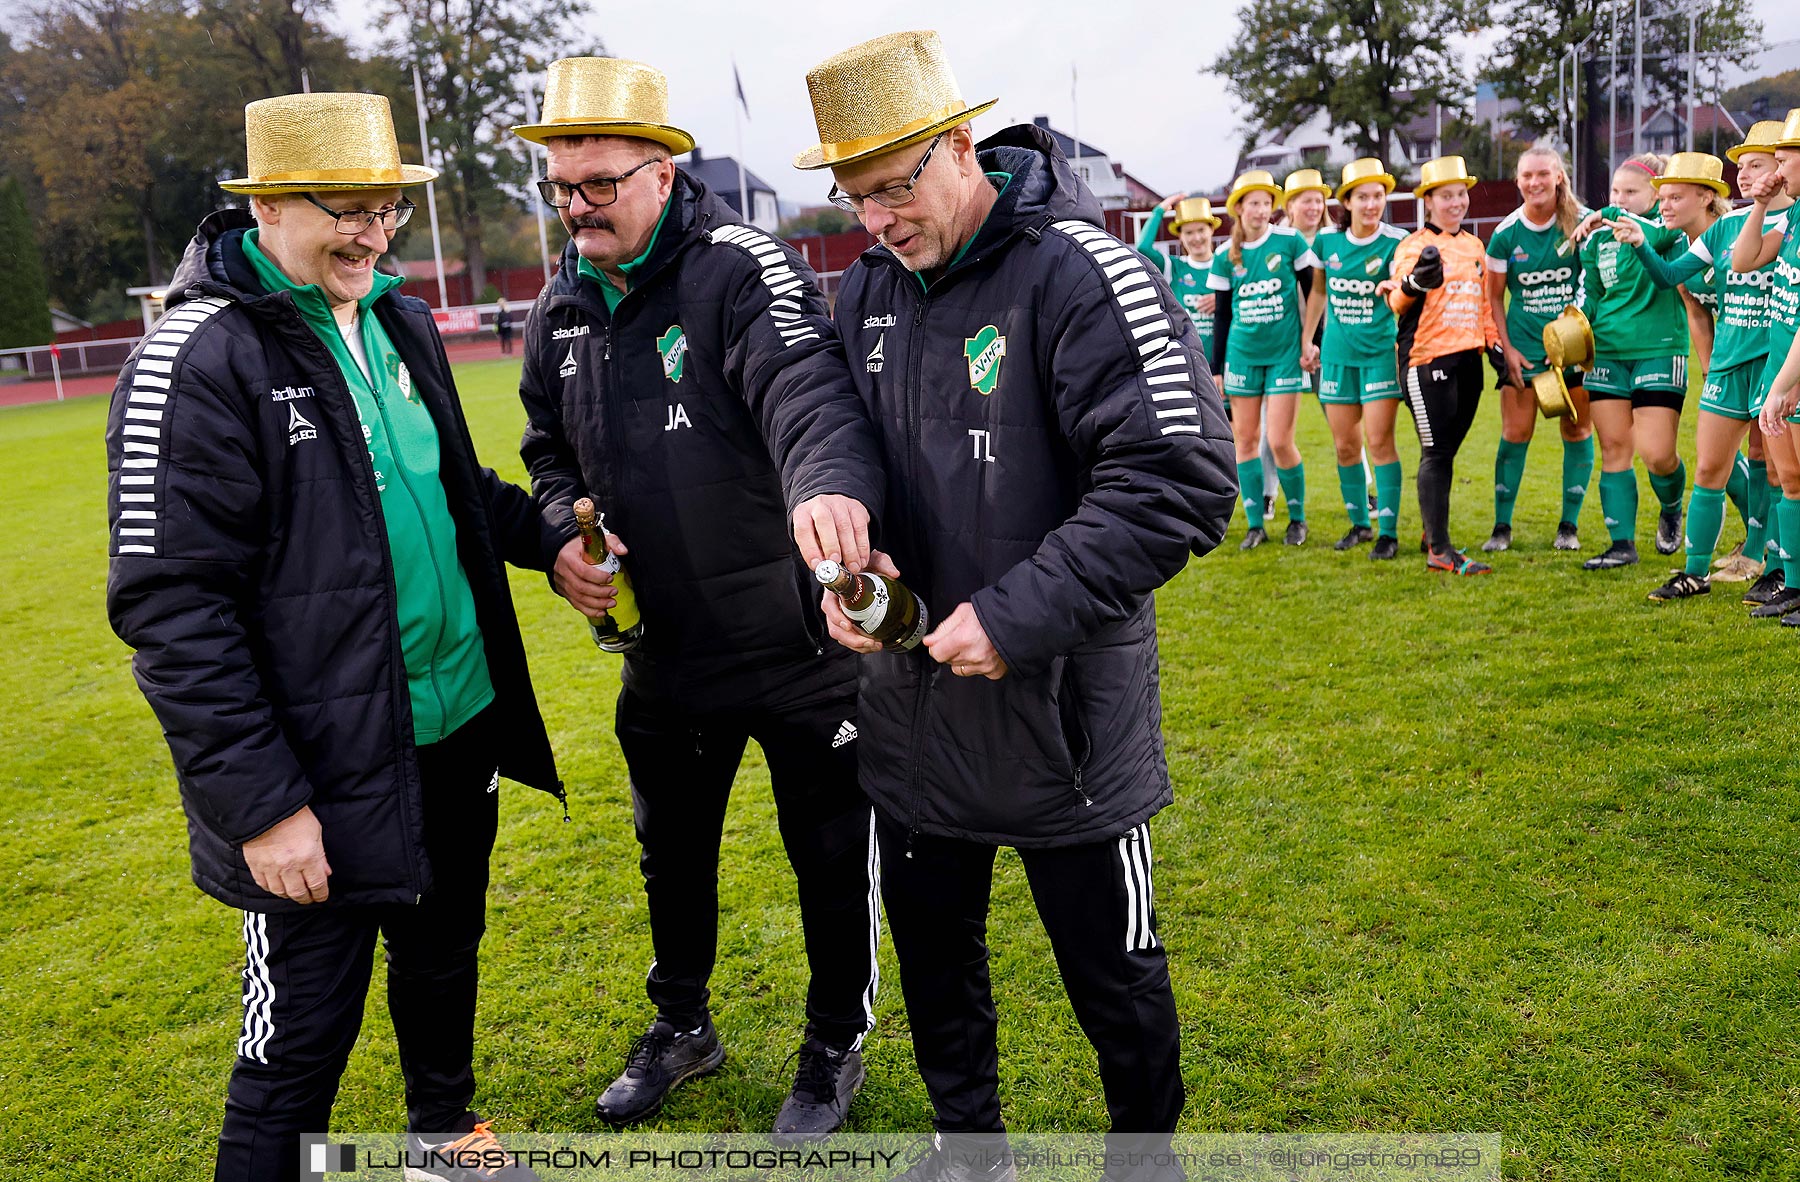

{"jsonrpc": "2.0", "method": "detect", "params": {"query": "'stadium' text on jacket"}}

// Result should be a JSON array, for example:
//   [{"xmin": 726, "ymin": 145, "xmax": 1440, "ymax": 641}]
[
  {"xmin": 831, "ymin": 124, "xmax": 1239, "ymax": 849},
  {"xmin": 519, "ymin": 170, "xmax": 884, "ymax": 713},
  {"xmin": 105, "ymin": 209, "xmax": 564, "ymax": 911}
]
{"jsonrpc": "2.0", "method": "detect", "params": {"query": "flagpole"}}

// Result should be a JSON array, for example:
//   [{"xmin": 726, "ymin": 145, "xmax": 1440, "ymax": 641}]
[
  {"xmin": 1071, "ymin": 61, "xmax": 1081, "ymax": 178},
  {"xmin": 521, "ymin": 73, "xmax": 554, "ymax": 284},
  {"xmin": 412, "ymin": 62, "xmax": 450, "ymax": 310},
  {"xmin": 733, "ymin": 58, "xmax": 751, "ymax": 226}
]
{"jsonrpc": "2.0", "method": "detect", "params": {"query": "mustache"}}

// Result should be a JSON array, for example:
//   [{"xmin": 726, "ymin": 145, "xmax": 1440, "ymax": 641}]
[{"xmin": 570, "ymin": 213, "xmax": 615, "ymax": 232}]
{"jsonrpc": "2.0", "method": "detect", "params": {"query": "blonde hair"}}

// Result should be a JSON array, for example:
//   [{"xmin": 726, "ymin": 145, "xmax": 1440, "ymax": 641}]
[
  {"xmin": 1228, "ymin": 216, "xmax": 1248, "ymax": 268},
  {"xmin": 1620, "ymin": 152, "xmax": 1666, "ymax": 178},
  {"xmin": 1517, "ymin": 145, "xmax": 1582, "ymax": 238}
]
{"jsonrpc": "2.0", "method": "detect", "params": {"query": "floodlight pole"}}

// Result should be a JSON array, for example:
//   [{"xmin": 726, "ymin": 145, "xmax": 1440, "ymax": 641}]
[{"xmin": 412, "ymin": 63, "xmax": 450, "ymax": 310}]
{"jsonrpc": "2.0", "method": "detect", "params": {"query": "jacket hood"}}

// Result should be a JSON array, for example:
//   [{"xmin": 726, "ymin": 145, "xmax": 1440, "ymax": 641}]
[
  {"xmin": 548, "ymin": 168, "xmax": 738, "ymax": 301},
  {"xmin": 166, "ymin": 208, "xmax": 262, "ymax": 310}
]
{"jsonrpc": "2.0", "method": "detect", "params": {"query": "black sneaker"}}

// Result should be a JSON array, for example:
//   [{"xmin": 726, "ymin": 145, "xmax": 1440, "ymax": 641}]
[
  {"xmin": 594, "ymin": 1015, "xmax": 726, "ymax": 1126},
  {"xmin": 1750, "ymin": 587, "xmax": 1800, "ymax": 619},
  {"xmin": 1744, "ymin": 570, "xmax": 1786, "ymax": 605},
  {"xmin": 1262, "ymin": 494, "xmax": 1274, "ymax": 520},
  {"xmin": 1284, "ymin": 520, "xmax": 1309, "ymax": 546},
  {"xmin": 1480, "ymin": 523, "xmax": 1512, "ymax": 553},
  {"xmin": 1553, "ymin": 521, "xmax": 1580, "ymax": 551},
  {"xmin": 406, "ymin": 1116, "xmax": 539, "ymax": 1181},
  {"xmin": 893, "ymin": 1135, "xmax": 1017, "ymax": 1182},
  {"xmin": 1239, "ymin": 527, "xmax": 1268, "ymax": 550},
  {"xmin": 1647, "ymin": 572, "xmax": 1710, "ymax": 603},
  {"xmin": 1333, "ymin": 525, "xmax": 1374, "ymax": 550},
  {"xmin": 1582, "ymin": 540, "xmax": 1640, "ymax": 570},
  {"xmin": 772, "ymin": 1038, "xmax": 865, "ymax": 1142},
  {"xmin": 1655, "ymin": 508, "xmax": 1683, "ymax": 555},
  {"xmin": 1370, "ymin": 535, "xmax": 1399, "ymax": 561}
]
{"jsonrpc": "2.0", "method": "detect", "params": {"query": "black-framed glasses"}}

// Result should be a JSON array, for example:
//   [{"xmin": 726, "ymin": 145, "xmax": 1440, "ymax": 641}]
[
  {"xmin": 302, "ymin": 193, "xmax": 415, "ymax": 235},
  {"xmin": 826, "ymin": 134, "xmax": 945, "ymax": 213},
  {"xmin": 537, "ymin": 158, "xmax": 663, "ymax": 209}
]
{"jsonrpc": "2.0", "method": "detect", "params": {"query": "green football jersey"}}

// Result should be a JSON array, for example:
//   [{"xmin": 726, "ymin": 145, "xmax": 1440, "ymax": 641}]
[
  {"xmin": 1486, "ymin": 209, "xmax": 1583, "ymax": 367},
  {"xmin": 1579, "ymin": 204, "xmax": 1690, "ymax": 359},
  {"xmin": 1135, "ymin": 216, "xmax": 1217, "ymax": 360},
  {"xmin": 1767, "ymin": 214, "xmax": 1800, "ymax": 381},
  {"xmin": 1207, "ymin": 225, "xmax": 1321, "ymax": 367},
  {"xmin": 1315, "ymin": 223, "xmax": 1406, "ymax": 365},
  {"xmin": 1646, "ymin": 207, "xmax": 1790, "ymax": 373}
]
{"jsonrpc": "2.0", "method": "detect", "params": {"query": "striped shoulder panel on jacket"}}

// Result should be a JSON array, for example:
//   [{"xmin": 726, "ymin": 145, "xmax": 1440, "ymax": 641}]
[
  {"xmin": 705, "ymin": 223, "xmax": 821, "ymax": 347},
  {"xmin": 1047, "ymin": 219, "xmax": 1204, "ymax": 438},
  {"xmin": 113, "ymin": 296, "xmax": 234, "ymax": 557}
]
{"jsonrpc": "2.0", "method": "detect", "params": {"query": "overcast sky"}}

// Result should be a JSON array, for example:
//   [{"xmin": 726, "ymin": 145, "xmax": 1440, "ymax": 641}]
[{"xmin": 324, "ymin": 0, "xmax": 1800, "ymax": 202}]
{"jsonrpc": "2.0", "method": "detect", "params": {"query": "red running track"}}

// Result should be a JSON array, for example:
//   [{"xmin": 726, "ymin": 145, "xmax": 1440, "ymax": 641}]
[{"xmin": 0, "ymin": 338, "xmax": 519, "ymax": 409}]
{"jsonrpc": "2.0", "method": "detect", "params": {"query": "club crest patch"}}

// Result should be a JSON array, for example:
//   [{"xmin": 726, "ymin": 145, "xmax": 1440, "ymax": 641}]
[
  {"xmin": 657, "ymin": 325, "xmax": 687, "ymax": 384},
  {"xmin": 964, "ymin": 324, "xmax": 1006, "ymax": 396}
]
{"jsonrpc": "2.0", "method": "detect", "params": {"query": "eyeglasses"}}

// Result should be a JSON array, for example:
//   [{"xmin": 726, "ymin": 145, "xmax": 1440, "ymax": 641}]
[
  {"xmin": 826, "ymin": 134, "xmax": 944, "ymax": 213},
  {"xmin": 537, "ymin": 158, "xmax": 663, "ymax": 209},
  {"xmin": 303, "ymin": 193, "xmax": 415, "ymax": 235}
]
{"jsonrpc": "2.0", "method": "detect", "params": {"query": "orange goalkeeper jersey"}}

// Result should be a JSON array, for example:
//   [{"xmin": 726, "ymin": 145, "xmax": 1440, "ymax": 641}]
[{"xmin": 1390, "ymin": 224, "xmax": 1499, "ymax": 369}]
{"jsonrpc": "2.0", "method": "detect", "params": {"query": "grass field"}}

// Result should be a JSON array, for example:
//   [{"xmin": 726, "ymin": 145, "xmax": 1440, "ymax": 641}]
[{"xmin": 4, "ymin": 356, "xmax": 1798, "ymax": 1180}]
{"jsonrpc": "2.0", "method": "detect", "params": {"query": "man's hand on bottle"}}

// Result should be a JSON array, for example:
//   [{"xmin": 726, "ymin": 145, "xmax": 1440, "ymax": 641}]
[
  {"xmin": 923, "ymin": 602, "xmax": 1008, "ymax": 681},
  {"xmin": 792, "ymin": 494, "xmax": 872, "ymax": 573},
  {"xmin": 553, "ymin": 532, "xmax": 625, "ymax": 618},
  {"xmin": 243, "ymin": 805, "xmax": 331, "ymax": 904},
  {"xmin": 820, "ymin": 549, "xmax": 901, "ymax": 654}
]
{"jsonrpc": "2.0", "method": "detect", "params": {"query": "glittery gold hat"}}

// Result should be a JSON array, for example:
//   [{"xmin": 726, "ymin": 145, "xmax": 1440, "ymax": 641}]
[
  {"xmin": 1225, "ymin": 170, "xmax": 1283, "ymax": 215},
  {"xmin": 1169, "ymin": 196, "xmax": 1221, "ymax": 232},
  {"xmin": 513, "ymin": 58, "xmax": 695, "ymax": 153},
  {"xmin": 1413, "ymin": 155, "xmax": 1478, "ymax": 199},
  {"xmin": 1336, "ymin": 157, "xmax": 1397, "ymax": 203},
  {"xmin": 1777, "ymin": 107, "xmax": 1800, "ymax": 150},
  {"xmin": 1726, "ymin": 120, "xmax": 1785, "ymax": 162},
  {"xmin": 1282, "ymin": 168, "xmax": 1332, "ymax": 202},
  {"xmin": 1652, "ymin": 152, "xmax": 1730, "ymax": 197},
  {"xmin": 219, "ymin": 93, "xmax": 437, "ymax": 195},
  {"xmin": 794, "ymin": 30, "xmax": 997, "ymax": 170},
  {"xmin": 1542, "ymin": 305, "xmax": 1594, "ymax": 373}
]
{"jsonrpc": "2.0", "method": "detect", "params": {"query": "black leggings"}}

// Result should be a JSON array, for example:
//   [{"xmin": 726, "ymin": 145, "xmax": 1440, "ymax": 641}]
[{"xmin": 1404, "ymin": 348, "xmax": 1485, "ymax": 555}]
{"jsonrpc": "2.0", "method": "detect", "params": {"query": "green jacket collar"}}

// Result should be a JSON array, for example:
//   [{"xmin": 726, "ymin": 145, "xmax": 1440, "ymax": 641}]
[
  {"xmin": 241, "ymin": 228, "xmax": 403, "ymax": 332},
  {"xmin": 576, "ymin": 193, "xmax": 674, "ymax": 302}
]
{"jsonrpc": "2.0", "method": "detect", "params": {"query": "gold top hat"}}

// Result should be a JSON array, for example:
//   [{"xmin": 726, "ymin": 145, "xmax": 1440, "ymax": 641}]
[
  {"xmin": 1169, "ymin": 196, "xmax": 1221, "ymax": 232},
  {"xmin": 1778, "ymin": 107, "xmax": 1800, "ymax": 149},
  {"xmin": 1726, "ymin": 120, "xmax": 1786, "ymax": 162},
  {"xmin": 1282, "ymin": 168, "xmax": 1332, "ymax": 202},
  {"xmin": 1226, "ymin": 170, "xmax": 1283, "ymax": 215},
  {"xmin": 1531, "ymin": 368, "xmax": 1590, "ymax": 425},
  {"xmin": 219, "ymin": 93, "xmax": 437, "ymax": 195},
  {"xmin": 1543, "ymin": 305, "xmax": 1594, "ymax": 372},
  {"xmin": 513, "ymin": 58, "xmax": 695, "ymax": 153},
  {"xmin": 1652, "ymin": 151, "xmax": 1730, "ymax": 196},
  {"xmin": 1336, "ymin": 157, "xmax": 1397, "ymax": 203},
  {"xmin": 1414, "ymin": 155, "xmax": 1478, "ymax": 199},
  {"xmin": 794, "ymin": 31, "xmax": 997, "ymax": 170}
]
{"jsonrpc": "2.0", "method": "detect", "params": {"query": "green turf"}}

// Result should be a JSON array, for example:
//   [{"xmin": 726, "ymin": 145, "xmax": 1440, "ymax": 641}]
[{"xmin": 3, "ymin": 356, "xmax": 1797, "ymax": 1180}]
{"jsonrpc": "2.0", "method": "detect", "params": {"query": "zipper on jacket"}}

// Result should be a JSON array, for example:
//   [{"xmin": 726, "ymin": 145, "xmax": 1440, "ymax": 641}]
[
  {"xmin": 286, "ymin": 315, "xmax": 427, "ymax": 900},
  {"xmin": 902, "ymin": 292, "xmax": 933, "ymax": 854}
]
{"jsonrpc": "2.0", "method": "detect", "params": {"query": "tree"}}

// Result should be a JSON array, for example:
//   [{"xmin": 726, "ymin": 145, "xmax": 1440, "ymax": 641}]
[
  {"xmin": 382, "ymin": 0, "xmax": 601, "ymax": 302},
  {"xmin": 1484, "ymin": 0, "xmax": 1762, "ymax": 138},
  {"xmin": 1723, "ymin": 69, "xmax": 1800, "ymax": 122},
  {"xmin": 1209, "ymin": 0, "xmax": 1471, "ymax": 161},
  {"xmin": 0, "ymin": 177, "xmax": 53, "ymax": 347}
]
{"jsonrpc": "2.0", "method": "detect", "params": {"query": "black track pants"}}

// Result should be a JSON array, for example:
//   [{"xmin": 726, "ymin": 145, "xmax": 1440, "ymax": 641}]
[{"xmin": 1404, "ymin": 348, "xmax": 1485, "ymax": 554}]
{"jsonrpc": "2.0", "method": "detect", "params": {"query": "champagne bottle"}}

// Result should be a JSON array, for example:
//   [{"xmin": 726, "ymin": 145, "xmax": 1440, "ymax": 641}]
[
  {"xmin": 573, "ymin": 497, "xmax": 643, "ymax": 653},
  {"xmin": 815, "ymin": 559, "xmax": 929, "ymax": 652}
]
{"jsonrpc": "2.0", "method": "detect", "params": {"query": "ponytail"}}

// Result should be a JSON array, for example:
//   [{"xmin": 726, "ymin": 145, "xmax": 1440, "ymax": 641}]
[{"xmin": 1228, "ymin": 217, "xmax": 1248, "ymax": 268}]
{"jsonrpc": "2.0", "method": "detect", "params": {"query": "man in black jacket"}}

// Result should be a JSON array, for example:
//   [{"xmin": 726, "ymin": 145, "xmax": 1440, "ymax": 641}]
[
  {"xmin": 106, "ymin": 94, "xmax": 560, "ymax": 1182},
  {"xmin": 794, "ymin": 32, "xmax": 1237, "ymax": 1173},
  {"xmin": 512, "ymin": 58, "xmax": 884, "ymax": 1136}
]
